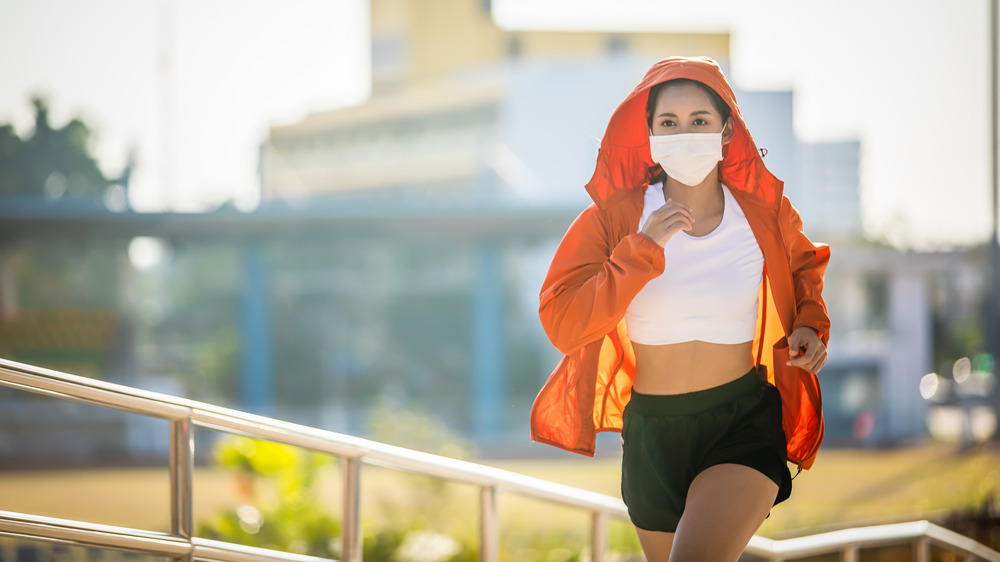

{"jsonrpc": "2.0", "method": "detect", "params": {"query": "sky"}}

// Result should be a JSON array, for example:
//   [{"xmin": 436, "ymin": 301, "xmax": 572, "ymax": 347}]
[
  {"xmin": 0, "ymin": 0, "xmax": 370, "ymax": 212},
  {"xmin": 0, "ymin": 0, "xmax": 994, "ymax": 249}
]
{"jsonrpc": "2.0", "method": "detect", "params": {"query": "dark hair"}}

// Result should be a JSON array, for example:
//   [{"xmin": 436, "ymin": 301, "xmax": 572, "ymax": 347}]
[{"xmin": 646, "ymin": 78, "xmax": 732, "ymax": 130}]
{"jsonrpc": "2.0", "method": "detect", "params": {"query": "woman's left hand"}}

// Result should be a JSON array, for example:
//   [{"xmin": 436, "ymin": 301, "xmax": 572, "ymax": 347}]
[{"xmin": 786, "ymin": 327, "xmax": 827, "ymax": 373}]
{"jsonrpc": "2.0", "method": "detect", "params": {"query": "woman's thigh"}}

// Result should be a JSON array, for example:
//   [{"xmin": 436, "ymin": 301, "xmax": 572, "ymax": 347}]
[{"xmin": 669, "ymin": 463, "xmax": 778, "ymax": 561}]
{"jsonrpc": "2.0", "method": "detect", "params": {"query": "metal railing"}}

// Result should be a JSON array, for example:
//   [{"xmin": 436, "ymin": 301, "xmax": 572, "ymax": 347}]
[
  {"xmin": 0, "ymin": 358, "xmax": 627, "ymax": 561},
  {"xmin": 745, "ymin": 520, "xmax": 1000, "ymax": 561},
  {"xmin": 1, "ymin": 357, "xmax": 999, "ymax": 562}
]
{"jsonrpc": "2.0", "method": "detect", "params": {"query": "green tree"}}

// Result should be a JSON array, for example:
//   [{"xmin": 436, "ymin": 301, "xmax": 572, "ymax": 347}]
[
  {"xmin": 0, "ymin": 97, "xmax": 112, "ymax": 197},
  {"xmin": 0, "ymin": 98, "xmax": 126, "ymax": 379}
]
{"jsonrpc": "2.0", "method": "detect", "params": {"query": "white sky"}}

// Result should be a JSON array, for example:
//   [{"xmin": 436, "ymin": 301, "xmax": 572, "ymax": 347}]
[
  {"xmin": 0, "ymin": 0, "xmax": 994, "ymax": 249},
  {"xmin": 0, "ymin": 0, "xmax": 370, "ymax": 211}
]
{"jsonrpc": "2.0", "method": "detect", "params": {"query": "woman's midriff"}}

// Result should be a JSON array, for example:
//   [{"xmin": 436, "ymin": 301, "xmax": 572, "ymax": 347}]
[{"xmin": 631, "ymin": 340, "xmax": 756, "ymax": 395}]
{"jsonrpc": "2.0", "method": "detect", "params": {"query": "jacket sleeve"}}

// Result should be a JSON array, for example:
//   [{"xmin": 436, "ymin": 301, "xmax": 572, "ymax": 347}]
[
  {"xmin": 539, "ymin": 204, "xmax": 665, "ymax": 355},
  {"xmin": 779, "ymin": 195, "xmax": 832, "ymax": 345}
]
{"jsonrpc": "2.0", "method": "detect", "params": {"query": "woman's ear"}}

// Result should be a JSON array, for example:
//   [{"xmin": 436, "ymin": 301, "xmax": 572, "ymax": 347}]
[{"xmin": 721, "ymin": 117, "xmax": 735, "ymax": 145}]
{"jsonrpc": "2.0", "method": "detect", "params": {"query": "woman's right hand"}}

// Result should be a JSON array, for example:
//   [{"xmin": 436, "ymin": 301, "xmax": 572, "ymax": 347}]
[{"xmin": 640, "ymin": 198, "xmax": 694, "ymax": 247}]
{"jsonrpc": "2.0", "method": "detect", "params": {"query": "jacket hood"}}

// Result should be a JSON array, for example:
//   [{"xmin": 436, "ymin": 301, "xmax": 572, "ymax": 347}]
[{"xmin": 585, "ymin": 56, "xmax": 782, "ymax": 208}]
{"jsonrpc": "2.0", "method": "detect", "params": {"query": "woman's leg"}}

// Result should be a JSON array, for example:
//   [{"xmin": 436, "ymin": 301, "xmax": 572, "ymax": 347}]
[
  {"xmin": 668, "ymin": 463, "xmax": 778, "ymax": 562},
  {"xmin": 634, "ymin": 528, "xmax": 674, "ymax": 562}
]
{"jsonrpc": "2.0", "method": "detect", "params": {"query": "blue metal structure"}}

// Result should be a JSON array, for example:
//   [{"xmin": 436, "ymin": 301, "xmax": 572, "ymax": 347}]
[{"xmin": 0, "ymin": 197, "xmax": 577, "ymax": 439}]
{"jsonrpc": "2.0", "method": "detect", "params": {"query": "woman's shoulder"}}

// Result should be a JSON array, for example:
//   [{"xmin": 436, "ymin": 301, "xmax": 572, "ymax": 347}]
[
  {"xmin": 600, "ymin": 185, "xmax": 647, "ymax": 217},
  {"xmin": 572, "ymin": 186, "xmax": 643, "ymax": 221},
  {"xmin": 564, "ymin": 186, "xmax": 646, "ymax": 245}
]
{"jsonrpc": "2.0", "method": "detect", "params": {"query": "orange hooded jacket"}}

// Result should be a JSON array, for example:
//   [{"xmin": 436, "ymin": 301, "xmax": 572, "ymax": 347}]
[{"xmin": 530, "ymin": 56, "xmax": 831, "ymax": 470}]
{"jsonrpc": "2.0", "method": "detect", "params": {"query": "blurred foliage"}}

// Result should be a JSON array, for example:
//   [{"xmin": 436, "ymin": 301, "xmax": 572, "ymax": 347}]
[
  {"xmin": 199, "ymin": 405, "xmax": 636, "ymax": 561},
  {"xmin": 197, "ymin": 435, "xmax": 343, "ymax": 558},
  {"xmin": 197, "ymin": 415, "xmax": 632, "ymax": 560},
  {"xmin": 0, "ymin": 97, "xmax": 113, "ymax": 198},
  {"xmin": 366, "ymin": 392, "xmax": 477, "ymax": 460},
  {"xmin": 0, "ymin": 101, "xmax": 126, "ymax": 309},
  {"xmin": 362, "ymin": 397, "xmax": 480, "ymax": 560},
  {"xmin": 942, "ymin": 494, "xmax": 1000, "ymax": 552},
  {"xmin": 0, "ymin": 98, "xmax": 127, "ymax": 379},
  {"xmin": 197, "ymin": 433, "xmax": 480, "ymax": 561}
]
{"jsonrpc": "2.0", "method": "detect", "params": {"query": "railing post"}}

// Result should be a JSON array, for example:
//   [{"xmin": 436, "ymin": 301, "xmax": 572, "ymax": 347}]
[
  {"xmin": 841, "ymin": 544, "xmax": 858, "ymax": 562},
  {"xmin": 480, "ymin": 485, "xmax": 498, "ymax": 562},
  {"xmin": 591, "ymin": 511, "xmax": 607, "ymax": 562},
  {"xmin": 342, "ymin": 456, "xmax": 362, "ymax": 562},
  {"xmin": 916, "ymin": 537, "xmax": 930, "ymax": 562},
  {"xmin": 169, "ymin": 417, "xmax": 194, "ymax": 561}
]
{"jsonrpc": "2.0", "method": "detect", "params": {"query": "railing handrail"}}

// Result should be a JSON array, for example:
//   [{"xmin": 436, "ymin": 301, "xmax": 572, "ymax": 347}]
[
  {"xmin": 0, "ymin": 509, "xmax": 332, "ymax": 562},
  {"xmin": 0, "ymin": 358, "xmax": 624, "ymax": 514},
  {"xmin": 2, "ymin": 356, "xmax": 999, "ymax": 562},
  {"xmin": 746, "ymin": 520, "xmax": 1000, "ymax": 561},
  {"xmin": 6, "ymin": 509, "xmax": 999, "ymax": 562}
]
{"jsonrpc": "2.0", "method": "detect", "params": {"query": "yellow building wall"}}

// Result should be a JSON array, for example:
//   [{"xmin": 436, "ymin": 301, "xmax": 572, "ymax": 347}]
[
  {"xmin": 409, "ymin": 0, "xmax": 508, "ymax": 84},
  {"xmin": 372, "ymin": 0, "xmax": 730, "ymax": 88},
  {"xmin": 517, "ymin": 31, "xmax": 728, "ymax": 61}
]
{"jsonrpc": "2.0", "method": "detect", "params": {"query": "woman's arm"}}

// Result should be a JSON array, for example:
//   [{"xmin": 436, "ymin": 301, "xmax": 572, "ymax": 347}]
[
  {"xmin": 778, "ymin": 195, "xmax": 832, "ymax": 346},
  {"xmin": 539, "ymin": 204, "xmax": 665, "ymax": 355}
]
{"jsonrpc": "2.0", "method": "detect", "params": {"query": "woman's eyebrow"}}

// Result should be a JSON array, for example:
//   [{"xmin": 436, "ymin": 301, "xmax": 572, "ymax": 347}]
[{"xmin": 655, "ymin": 110, "xmax": 713, "ymax": 118}]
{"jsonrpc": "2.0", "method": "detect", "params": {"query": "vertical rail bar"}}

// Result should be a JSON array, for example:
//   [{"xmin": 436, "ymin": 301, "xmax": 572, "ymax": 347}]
[
  {"xmin": 591, "ymin": 511, "xmax": 607, "ymax": 562},
  {"xmin": 480, "ymin": 485, "xmax": 498, "ymax": 562},
  {"xmin": 915, "ymin": 537, "xmax": 931, "ymax": 562},
  {"xmin": 169, "ymin": 417, "xmax": 193, "ymax": 561},
  {"xmin": 341, "ymin": 456, "xmax": 362, "ymax": 562},
  {"xmin": 989, "ymin": 0, "xmax": 1000, "ymax": 438},
  {"xmin": 841, "ymin": 544, "xmax": 858, "ymax": 562}
]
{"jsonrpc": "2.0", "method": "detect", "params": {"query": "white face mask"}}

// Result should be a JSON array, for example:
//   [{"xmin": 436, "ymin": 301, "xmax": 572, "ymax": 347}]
[{"xmin": 648, "ymin": 124, "xmax": 726, "ymax": 186}]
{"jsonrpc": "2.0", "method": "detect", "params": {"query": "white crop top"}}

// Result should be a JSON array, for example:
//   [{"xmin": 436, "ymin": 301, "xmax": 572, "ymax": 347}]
[{"xmin": 624, "ymin": 182, "xmax": 764, "ymax": 345}]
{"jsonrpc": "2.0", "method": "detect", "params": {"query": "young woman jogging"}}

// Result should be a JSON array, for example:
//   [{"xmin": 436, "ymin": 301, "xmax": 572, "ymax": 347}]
[{"xmin": 530, "ymin": 56, "xmax": 830, "ymax": 561}]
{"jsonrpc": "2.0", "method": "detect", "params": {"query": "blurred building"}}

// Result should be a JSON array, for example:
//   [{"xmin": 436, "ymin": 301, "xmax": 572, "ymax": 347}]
[
  {"xmin": 0, "ymin": 0, "xmax": 990, "ymax": 468},
  {"xmin": 263, "ymin": 0, "xmax": 730, "ymax": 207},
  {"xmin": 256, "ymin": 0, "xmax": 736, "ymax": 448},
  {"xmin": 255, "ymin": 0, "xmax": 991, "ymax": 450}
]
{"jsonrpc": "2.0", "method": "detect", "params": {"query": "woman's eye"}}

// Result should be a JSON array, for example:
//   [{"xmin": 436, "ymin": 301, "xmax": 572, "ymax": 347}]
[
  {"xmin": 660, "ymin": 120, "xmax": 675, "ymax": 127},
  {"xmin": 694, "ymin": 118, "xmax": 708, "ymax": 126}
]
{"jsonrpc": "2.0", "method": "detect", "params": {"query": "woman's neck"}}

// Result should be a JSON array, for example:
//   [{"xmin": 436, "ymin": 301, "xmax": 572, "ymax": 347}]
[{"xmin": 662, "ymin": 175, "xmax": 724, "ymax": 218}]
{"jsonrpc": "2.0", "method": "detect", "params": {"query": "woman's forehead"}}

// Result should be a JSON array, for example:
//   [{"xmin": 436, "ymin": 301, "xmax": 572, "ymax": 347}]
[{"xmin": 654, "ymin": 82, "xmax": 716, "ymax": 109}]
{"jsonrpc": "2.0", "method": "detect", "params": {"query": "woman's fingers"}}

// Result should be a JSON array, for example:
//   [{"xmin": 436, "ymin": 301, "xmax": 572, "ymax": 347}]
[
  {"xmin": 811, "ymin": 349, "xmax": 828, "ymax": 373},
  {"xmin": 641, "ymin": 201, "xmax": 695, "ymax": 247},
  {"xmin": 786, "ymin": 327, "xmax": 828, "ymax": 373},
  {"xmin": 790, "ymin": 346, "xmax": 822, "ymax": 370},
  {"xmin": 788, "ymin": 348, "xmax": 822, "ymax": 373}
]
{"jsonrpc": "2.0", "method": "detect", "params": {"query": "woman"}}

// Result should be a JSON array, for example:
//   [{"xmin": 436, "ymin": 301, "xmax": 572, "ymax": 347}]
[{"xmin": 530, "ymin": 56, "xmax": 830, "ymax": 561}]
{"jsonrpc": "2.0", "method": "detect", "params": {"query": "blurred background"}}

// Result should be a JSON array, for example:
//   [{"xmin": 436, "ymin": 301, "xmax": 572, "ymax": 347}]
[{"xmin": 0, "ymin": 0, "xmax": 999, "ymax": 560}]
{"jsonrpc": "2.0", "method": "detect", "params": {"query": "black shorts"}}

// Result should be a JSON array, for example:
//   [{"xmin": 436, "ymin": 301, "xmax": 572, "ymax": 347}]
[{"xmin": 620, "ymin": 368, "xmax": 792, "ymax": 533}]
